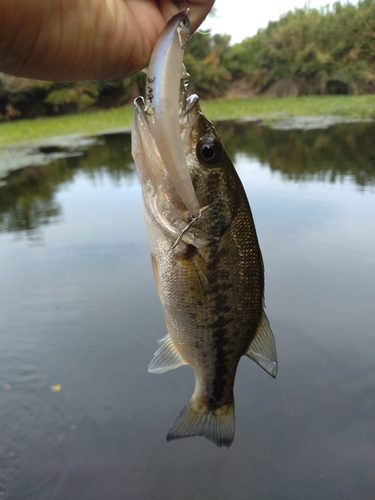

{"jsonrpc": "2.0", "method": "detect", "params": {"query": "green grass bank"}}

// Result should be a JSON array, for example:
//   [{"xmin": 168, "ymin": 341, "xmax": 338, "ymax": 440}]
[{"xmin": 0, "ymin": 95, "xmax": 374, "ymax": 147}]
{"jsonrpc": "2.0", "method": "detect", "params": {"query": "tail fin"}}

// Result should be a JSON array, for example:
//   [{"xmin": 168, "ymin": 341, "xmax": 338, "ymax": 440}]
[{"xmin": 166, "ymin": 398, "xmax": 235, "ymax": 449}]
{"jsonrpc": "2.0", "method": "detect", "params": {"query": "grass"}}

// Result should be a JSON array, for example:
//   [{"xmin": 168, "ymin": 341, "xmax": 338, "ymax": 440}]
[
  {"xmin": 0, "ymin": 95, "xmax": 374, "ymax": 147},
  {"xmin": 200, "ymin": 95, "xmax": 375, "ymax": 121},
  {"xmin": 0, "ymin": 106, "xmax": 134, "ymax": 147}
]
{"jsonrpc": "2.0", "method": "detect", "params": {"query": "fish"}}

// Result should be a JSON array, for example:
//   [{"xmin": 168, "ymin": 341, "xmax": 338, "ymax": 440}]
[
  {"xmin": 145, "ymin": 11, "xmax": 200, "ymax": 218},
  {"xmin": 132, "ymin": 93, "xmax": 278, "ymax": 448}
]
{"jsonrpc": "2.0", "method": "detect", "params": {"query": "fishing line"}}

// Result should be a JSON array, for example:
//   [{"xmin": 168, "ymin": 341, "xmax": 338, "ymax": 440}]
[{"xmin": 173, "ymin": 0, "xmax": 190, "ymax": 14}]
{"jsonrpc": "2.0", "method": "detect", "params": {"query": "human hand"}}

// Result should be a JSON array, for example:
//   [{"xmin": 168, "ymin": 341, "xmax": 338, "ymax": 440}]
[{"xmin": 0, "ymin": 0, "xmax": 215, "ymax": 82}]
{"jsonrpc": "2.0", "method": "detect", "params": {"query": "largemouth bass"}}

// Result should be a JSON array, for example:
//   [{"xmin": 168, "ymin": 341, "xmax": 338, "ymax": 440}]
[{"xmin": 132, "ymin": 94, "xmax": 277, "ymax": 448}]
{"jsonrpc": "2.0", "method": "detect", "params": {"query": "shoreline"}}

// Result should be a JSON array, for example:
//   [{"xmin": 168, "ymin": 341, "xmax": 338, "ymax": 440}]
[
  {"xmin": 1, "ymin": 94, "xmax": 374, "ymax": 149},
  {"xmin": 1, "ymin": 112, "xmax": 374, "ymax": 181}
]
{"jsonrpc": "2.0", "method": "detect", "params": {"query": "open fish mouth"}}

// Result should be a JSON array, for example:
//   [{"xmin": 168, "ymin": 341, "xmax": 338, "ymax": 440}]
[
  {"xmin": 132, "ymin": 94, "xmax": 196, "ymax": 225},
  {"xmin": 132, "ymin": 93, "xmax": 205, "ymax": 197},
  {"xmin": 132, "ymin": 94, "xmax": 217, "ymax": 248}
]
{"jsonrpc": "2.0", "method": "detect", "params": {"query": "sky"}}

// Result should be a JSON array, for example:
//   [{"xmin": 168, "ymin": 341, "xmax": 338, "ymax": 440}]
[{"xmin": 200, "ymin": 0, "xmax": 355, "ymax": 44}]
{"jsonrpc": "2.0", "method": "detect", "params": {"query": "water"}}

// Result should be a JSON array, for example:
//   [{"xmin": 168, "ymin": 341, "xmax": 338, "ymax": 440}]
[{"xmin": 0, "ymin": 120, "xmax": 374, "ymax": 500}]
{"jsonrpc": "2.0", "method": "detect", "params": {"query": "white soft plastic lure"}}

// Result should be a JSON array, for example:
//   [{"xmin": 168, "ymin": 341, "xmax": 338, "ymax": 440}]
[{"xmin": 145, "ymin": 12, "xmax": 200, "ymax": 218}]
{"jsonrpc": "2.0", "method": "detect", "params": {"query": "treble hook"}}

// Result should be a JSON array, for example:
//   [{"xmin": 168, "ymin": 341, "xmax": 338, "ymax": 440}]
[
  {"xmin": 173, "ymin": 0, "xmax": 190, "ymax": 14},
  {"xmin": 172, "ymin": 211, "xmax": 202, "ymax": 249},
  {"xmin": 181, "ymin": 64, "xmax": 190, "ymax": 111}
]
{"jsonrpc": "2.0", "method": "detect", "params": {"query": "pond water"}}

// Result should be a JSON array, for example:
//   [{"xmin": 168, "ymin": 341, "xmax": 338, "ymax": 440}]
[{"xmin": 0, "ymin": 119, "xmax": 374, "ymax": 500}]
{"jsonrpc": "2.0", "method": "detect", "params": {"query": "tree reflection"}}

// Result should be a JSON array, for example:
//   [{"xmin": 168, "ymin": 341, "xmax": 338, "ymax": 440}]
[
  {"xmin": 0, "ymin": 122, "xmax": 374, "ymax": 237},
  {"xmin": 0, "ymin": 133, "xmax": 135, "ymax": 237},
  {"xmin": 217, "ymin": 121, "xmax": 375, "ymax": 188}
]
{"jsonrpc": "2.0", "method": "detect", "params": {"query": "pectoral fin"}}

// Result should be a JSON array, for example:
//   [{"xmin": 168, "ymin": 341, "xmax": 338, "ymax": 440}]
[
  {"xmin": 245, "ymin": 310, "xmax": 278, "ymax": 378},
  {"xmin": 176, "ymin": 245, "xmax": 211, "ymax": 304},
  {"xmin": 148, "ymin": 334, "xmax": 187, "ymax": 373}
]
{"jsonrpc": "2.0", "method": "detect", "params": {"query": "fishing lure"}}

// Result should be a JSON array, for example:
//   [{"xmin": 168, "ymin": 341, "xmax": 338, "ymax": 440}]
[{"xmin": 144, "ymin": 10, "xmax": 200, "ymax": 219}]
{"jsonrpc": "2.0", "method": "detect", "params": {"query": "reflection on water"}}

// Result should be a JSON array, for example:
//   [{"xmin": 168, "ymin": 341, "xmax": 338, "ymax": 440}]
[
  {"xmin": 0, "ymin": 133, "xmax": 135, "ymax": 238},
  {"xmin": 219, "ymin": 120, "xmax": 375, "ymax": 188},
  {"xmin": 1, "ymin": 121, "xmax": 374, "ymax": 238},
  {"xmin": 0, "ymin": 121, "xmax": 374, "ymax": 499}
]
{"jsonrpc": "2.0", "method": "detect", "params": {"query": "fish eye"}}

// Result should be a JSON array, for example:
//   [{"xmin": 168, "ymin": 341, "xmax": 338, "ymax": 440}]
[{"xmin": 197, "ymin": 136, "xmax": 222, "ymax": 166}]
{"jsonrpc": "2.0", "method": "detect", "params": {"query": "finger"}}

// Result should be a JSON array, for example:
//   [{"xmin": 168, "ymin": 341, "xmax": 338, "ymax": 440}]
[{"xmin": 0, "ymin": 0, "xmax": 215, "ymax": 81}]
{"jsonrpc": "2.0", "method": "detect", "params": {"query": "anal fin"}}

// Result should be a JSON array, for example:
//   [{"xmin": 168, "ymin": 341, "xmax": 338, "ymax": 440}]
[
  {"xmin": 148, "ymin": 334, "xmax": 187, "ymax": 373},
  {"xmin": 245, "ymin": 310, "xmax": 278, "ymax": 378}
]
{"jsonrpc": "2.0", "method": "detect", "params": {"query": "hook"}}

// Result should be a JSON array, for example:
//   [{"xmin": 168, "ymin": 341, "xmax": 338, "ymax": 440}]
[
  {"xmin": 181, "ymin": 64, "xmax": 190, "ymax": 111},
  {"xmin": 172, "ymin": 211, "xmax": 201, "ymax": 249}
]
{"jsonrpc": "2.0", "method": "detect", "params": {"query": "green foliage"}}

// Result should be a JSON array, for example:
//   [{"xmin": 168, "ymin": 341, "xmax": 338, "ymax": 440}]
[
  {"xmin": 223, "ymin": 36, "xmax": 261, "ymax": 79},
  {"xmin": 0, "ymin": 74, "xmax": 141, "ymax": 121},
  {"xmin": 0, "ymin": 75, "xmax": 54, "ymax": 120},
  {"xmin": 227, "ymin": 0, "xmax": 375, "ymax": 95},
  {"xmin": 44, "ymin": 83, "xmax": 99, "ymax": 110},
  {"xmin": 185, "ymin": 32, "xmax": 232, "ymax": 97},
  {"xmin": 186, "ymin": 30, "xmax": 211, "ymax": 60}
]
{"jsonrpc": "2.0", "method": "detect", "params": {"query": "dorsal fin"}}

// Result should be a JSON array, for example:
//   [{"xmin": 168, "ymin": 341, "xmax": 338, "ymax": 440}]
[
  {"xmin": 148, "ymin": 334, "xmax": 187, "ymax": 373},
  {"xmin": 245, "ymin": 310, "xmax": 278, "ymax": 378}
]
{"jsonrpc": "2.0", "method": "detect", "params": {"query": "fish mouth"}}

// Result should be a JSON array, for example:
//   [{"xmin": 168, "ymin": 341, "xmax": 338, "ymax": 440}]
[
  {"xmin": 132, "ymin": 95, "xmax": 197, "ymax": 207},
  {"xmin": 132, "ymin": 95, "xmax": 216, "ymax": 248}
]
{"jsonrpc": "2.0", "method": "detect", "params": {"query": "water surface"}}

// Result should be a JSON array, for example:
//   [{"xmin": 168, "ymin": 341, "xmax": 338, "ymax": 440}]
[{"xmin": 0, "ymin": 120, "xmax": 374, "ymax": 500}]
